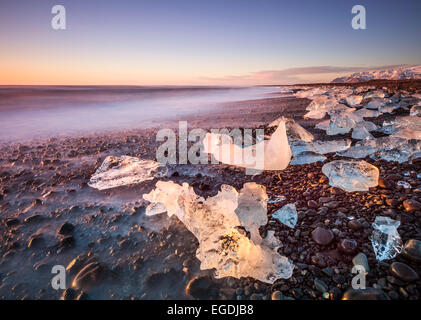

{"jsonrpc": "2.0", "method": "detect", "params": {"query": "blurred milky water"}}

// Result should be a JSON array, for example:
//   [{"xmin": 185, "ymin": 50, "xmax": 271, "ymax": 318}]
[{"xmin": 0, "ymin": 86, "xmax": 282, "ymax": 141}]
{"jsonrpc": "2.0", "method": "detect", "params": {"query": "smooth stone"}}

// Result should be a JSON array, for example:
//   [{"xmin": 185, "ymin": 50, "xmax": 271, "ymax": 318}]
[
  {"xmin": 185, "ymin": 275, "xmax": 214, "ymax": 299},
  {"xmin": 348, "ymin": 219, "xmax": 362, "ymax": 230},
  {"xmin": 402, "ymin": 239, "xmax": 421, "ymax": 262},
  {"xmin": 389, "ymin": 262, "xmax": 419, "ymax": 282},
  {"xmin": 352, "ymin": 253, "xmax": 370, "ymax": 272},
  {"xmin": 72, "ymin": 262, "xmax": 105, "ymax": 290},
  {"xmin": 403, "ymin": 199, "xmax": 421, "ymax": 212},
  {"xmin": 57, "ymin": 222, "xmax": 75, "ymax": 235},
  {"xmin": 314, "ymin": 279, "xmax": 328, "ymax": 293},
  {"xmin": 271, "ymin": 291, "xmax": 283, "ymax": 300},
  {"xmin": 312, "ymin": 227, "xmax": 334, "ymax": 246},
  {"xmin": 338, "ymin": 239, "xmax": 358, "ymax": 254},
  {"xmin": 342, "ymin": 288, "xmax": 390, "ymax": 300}
]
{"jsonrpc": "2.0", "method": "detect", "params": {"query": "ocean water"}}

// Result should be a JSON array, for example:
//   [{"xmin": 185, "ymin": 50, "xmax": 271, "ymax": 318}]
[{"xmin": 0, "ymin": 86, "xmax": 281, "ymax": 141}]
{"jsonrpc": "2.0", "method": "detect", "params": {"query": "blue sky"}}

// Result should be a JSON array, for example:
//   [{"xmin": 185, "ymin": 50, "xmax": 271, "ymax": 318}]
[{"xmin": 0, "ymin": 0, "xmax": 420, "ymax": 85}]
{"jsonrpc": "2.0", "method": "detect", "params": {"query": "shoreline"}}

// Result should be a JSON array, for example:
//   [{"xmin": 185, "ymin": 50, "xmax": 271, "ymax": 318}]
[{"xmin": 0, "ymin": 82, "xmax": 420, "ymax": 300}]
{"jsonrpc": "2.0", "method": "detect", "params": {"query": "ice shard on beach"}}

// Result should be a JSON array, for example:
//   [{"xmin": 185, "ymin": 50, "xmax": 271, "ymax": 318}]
[
  {"xmin": 370, "ymin": 216, "xmax": 403, "ymax": 261},
  {"xmin": 322, "ymin": 160, "xmax": 379, "ymax": 192},
  {"xmin": 352, "ymin": 124, "xmax": 374, "ymax": 140},
  {"xmin": 88, "ymin": 156, "xmax": 163, "ymax": 190},
  {"xmin": 143, "ymin": 181, "xmax": 294, "ymax": 283},
  {"xmin": 272, "ymin": 204, "xmax": 298, "ymax": 229},
  {"xmin": 290, "ymin": 151, "xmax": 326, "ymax": 165},
  {"xmin": 290, "ymin": 139, "xmax": 351, "ymax": 156},
  {"xmin": 203, "ymin": 121, "xmax": 291, "ymax": 173},
  {"xmin": 359, "ymin": 136, "xmax": 421, "ymax": 163},
  {"xmin": 269, "ymin": 117, "xmax": 314, "ymax": 142},
  {"xmin": 345, "ymin": 95, "xmax": 363, "ymax": 107}
]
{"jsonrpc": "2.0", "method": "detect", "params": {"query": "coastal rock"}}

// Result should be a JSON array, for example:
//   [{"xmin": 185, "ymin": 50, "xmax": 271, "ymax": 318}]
[
  {"xmin": 338, "ymin": 239, "xmax": 358, "ymax": 254},
  {"xmin": 72, "ymin": 262, "xmax": 105, "ymax": 290},
  {"xmin": 342, "ymin": 288, "xmax": 390, "ymax": 300},
  {"xmin": 401, "ymin": 239, "xmax": 421, "ymax": 262},
  {"xmin": 312, "ymin": 227, "xmax": 334, "ymax": 246},
  {"xmin": 57, "ymin": 222, "xmax": 75, "ymax": 235},
  {"xmin": 185, "ymin": 275, "xmax": 214, "ymax": 299},
  {"xmin": 403, "ymin": 199, "xmax": 421, "ymax": 212},
  {"xmin": 352, "ymin": 253, "xmax": 369, "ymax": 272},
  {"xmin": 389, "ymin": 262, "xmax": 419, "ymax": 282}
]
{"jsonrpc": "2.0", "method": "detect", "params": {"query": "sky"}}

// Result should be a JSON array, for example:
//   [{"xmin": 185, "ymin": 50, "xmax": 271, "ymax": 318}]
[{"xmin": 0, "ymin": 0, "xmax": 420, "ymax": 85}]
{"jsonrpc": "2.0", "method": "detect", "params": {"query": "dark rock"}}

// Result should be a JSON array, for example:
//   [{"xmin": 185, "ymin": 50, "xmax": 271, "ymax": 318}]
[
  {"xmin": 24, "ymin": 215, "xmax": 43, "ymax": 224},
  {"xmin": 60, "ymin": 235, "xmax": 75, "ymax": 248},
  {"xmin": 403, "ymin": 199, "xmax": 421, "ymax": 212},
  {"xmin": 342, "ymin": 288, "xmax": 390, "ymax": 300},
  {"xmin": 338, "ymin": 239, "xmax": 358, "ymax": 254},
  {"xmin": 72, "ymin": 262, "xmax": 105, "ymax": 290},
  {"xmin": 314, "ymin": 279, "xmax": 328, "ymax": 293},
  {"xmin": 57, "ymin": 222, "xmax": 75, "ymax": 235},
  {"xmin": 389, "ymin": 262, "xmax": 419, "ymax": 282},
  {"xmin": 61, "ymin": 288, "xmax": 77, "ymax": 300},
  {"xmin": 185, "ymin": 275, "xmax": 214, "ymax": 299},
  {"xmin": 4, "ymin": 218, "xmax": 19, "ymax": 227},
  {"xmin": 312, "ymin": 227, "xmax": 334, "ymax": 246},
  {"xmin": 271, "ymin": 291, "xmax": 283, "ymax": 300},
  {"xmin": 401, "ymin": 239, "xmax": 421, "ymax": 262},
  {"xmin": 348, "ymin": 219, "xmax": 362, "ymax": 230},
  {"xmin": 28, "ymin": 234, "xmax": 43, "ymax": 248}
]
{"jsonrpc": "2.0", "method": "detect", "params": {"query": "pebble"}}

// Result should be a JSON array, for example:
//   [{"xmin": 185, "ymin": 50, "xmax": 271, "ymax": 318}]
[
  {"xmin": 72, "ymin": 261, "xmax": 105, "ymax": 290},
  {"xmin": 389, "ymin": 262, "xmax": 419, "ymax": 282},
  {"xmin": 185, "ymin": 276, "xmax": 213, "ymax": 299},
  {"xmin": 342, "ymin": 288, "xmax": 390, "ymax": 300},
  {"xmin": 271, "ymin": 291, "xmax": 283, "ymax": 300},
  {"xmin": 311, "ymin": 227, "xmax": 334, "ymax": 246},
  {"xmin": 57, "ymin": 222, "xmax": 75, "ymax": 235},
  {"xmin": 352, "ymin": 253, "xmax": 369, "ymax": 272},
  {"xmin": 403, "ymin": 199, "xmax": 421, "ymax": 212},
  {"xmin": 338, "ymin": 239, "xmax": 358, "ymax": 254},
  {"xmin": 402, "ymin": 239, "xmax": 421, "ymax": 262},
  {"xmin": 314, "ymin": 279, "xmax": 328, "ymax": 293}
]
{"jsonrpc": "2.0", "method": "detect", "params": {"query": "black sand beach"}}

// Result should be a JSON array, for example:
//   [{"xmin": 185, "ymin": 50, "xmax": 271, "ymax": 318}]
[{"xmin": 1, "ymin": 81, "xmax": 421, "ymax": 300}]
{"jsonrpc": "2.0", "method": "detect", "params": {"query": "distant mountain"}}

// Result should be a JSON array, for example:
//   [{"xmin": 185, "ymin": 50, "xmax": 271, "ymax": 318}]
[{"xmin": 331, "ymin": 65, "xmax": 421, "ymax": 83}]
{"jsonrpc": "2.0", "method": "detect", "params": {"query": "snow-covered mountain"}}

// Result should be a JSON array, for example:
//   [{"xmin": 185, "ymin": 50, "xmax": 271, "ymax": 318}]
[{"xmin": 332, "ymin": 65, "xmax": 421, "ymax": 83}]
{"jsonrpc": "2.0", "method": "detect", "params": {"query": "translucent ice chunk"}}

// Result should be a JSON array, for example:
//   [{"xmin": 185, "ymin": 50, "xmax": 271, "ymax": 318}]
[
  {"xmin": 337, "ymin": 145, "xmax": 377, "ymax": 159},
  {"xmin": 357, "ymin": 121, "xmax": 378, "ymax": 132},
  {"xmin": 360, "ymin": 136, "xmax": 421, "ymax": 163},
  {"xmin": 203, "ymin": 121, "xmax": 291, "ymax": 173},
  {"xmin": 143, "ymin": 181, "xmax": 294, "ymax": 283},
  {"xmin": 268, "ymin": 196, "xmax": 286, "ymax": 204},
  {"xmin": 272, "ymin": 204, "xmax": 298, "ymax": 229},
  {"xmin": 353, "ymin": 108, "xmax": 380, "ymax": 119},
  {"xmin": 315, "ymin": 119, "xmax": 330, "ymax": 131},
  {"xmin": 326, "ymin": 112, "xmax": 359, "ymax": 135},
  {"xmin": 304, "ymin": 96, "xmax": 338, "ymax": 120},
  {"xmin": 397, "ymin": 181, "xmax": 411, "ymax": 189},
  {"xmin": 410, "ymin": 105, "xmax": 421, "ymax": 116},
  {"xmin": 346, "ymin": 95, "xmax": 363, "ymax": 107},
  {"xmin": 365, "ymin": 98, "xmax": 389, "ymax": 110},
  {"xmin": 352, "ymin": 124, "xmax": 374, "ymax": 140},
  {"xmin": 269, "ymin": 117, "xmax": 314, "ymax": 142},
  {"xmin": 370, "ymin": 216, "xmax": 403, "ymax": 261},
  {"xmin": 290, "ymin": 139, "xmax": 351, "ymax": 156},
  {"xmin": 88, "ymin": 156, "xmax": 163, "ymax": 190},
  {"xmin": 322, "ymin": 160, "xmax": 379, "ymax": 192},
  {"xmin": 290, "ymin": 151, "xmax": 326, "ymax": 165}
]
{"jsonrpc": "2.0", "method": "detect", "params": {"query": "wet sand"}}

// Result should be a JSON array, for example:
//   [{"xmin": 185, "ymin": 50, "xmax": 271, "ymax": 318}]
[{"xmin": 0, "ymin": 83, "xmax": 420, "ymax": 300}]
